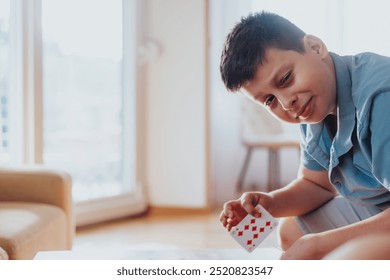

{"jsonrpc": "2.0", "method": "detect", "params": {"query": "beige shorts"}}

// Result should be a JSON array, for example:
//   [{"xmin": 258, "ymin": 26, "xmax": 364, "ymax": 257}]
[{"xmin": 296, "ymin": 196, "xmax": 383, "ymax": 234}]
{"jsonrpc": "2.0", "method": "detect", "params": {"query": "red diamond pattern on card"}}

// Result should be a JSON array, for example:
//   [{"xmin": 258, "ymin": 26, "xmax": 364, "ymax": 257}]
[
  {"xmin": 245, "ymin": 220, "xmax": 275, "ymax": 250},
  {"xmin": 229, "ymin": 204, "xmax": 278, "ymax": 253}
]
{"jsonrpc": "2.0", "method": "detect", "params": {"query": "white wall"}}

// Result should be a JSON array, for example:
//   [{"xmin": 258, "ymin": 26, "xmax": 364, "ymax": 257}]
[{"xmin": 144, "ymin": 0, "xmax": 209, "ymax": 208}]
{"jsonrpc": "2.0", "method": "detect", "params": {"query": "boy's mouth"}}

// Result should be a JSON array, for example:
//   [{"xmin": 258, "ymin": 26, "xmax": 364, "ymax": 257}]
[{"xmin": 295, "ymin": 96, "xmax": 313, "ymax": 119}]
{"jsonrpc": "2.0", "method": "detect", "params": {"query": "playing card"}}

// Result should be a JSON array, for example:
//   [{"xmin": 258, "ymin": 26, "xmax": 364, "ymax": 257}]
[{"xmin": 230, "ymin": 204, "xmax": 278, "ymax": 253}]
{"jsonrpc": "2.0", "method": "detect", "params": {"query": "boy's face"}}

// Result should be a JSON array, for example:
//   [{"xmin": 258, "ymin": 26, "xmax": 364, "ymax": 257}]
[{"xmin": 241, "ymin": 36, "xmax": 337, "ymax": 124}]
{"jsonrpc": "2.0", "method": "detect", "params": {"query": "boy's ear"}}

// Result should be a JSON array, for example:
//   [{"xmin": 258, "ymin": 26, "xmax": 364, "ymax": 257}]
[{"xmin": 304, "ymin": 35, "xmax": 328, "ymax": 58}]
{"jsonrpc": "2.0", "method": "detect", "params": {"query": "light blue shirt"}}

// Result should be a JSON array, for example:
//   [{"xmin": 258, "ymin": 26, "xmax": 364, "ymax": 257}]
[{"xmin": 300, "ymin": 52, "xmax": 390, "ymax": 209}]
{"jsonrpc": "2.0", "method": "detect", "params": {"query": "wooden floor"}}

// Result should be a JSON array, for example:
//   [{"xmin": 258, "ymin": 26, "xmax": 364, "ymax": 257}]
[
  {"xmin": 75, "ymin": 212, "xmax": 241, "ymax": 250},
  {"xmin": 69, "ymin": 211, "xmax": 281, "ymax": 259}
]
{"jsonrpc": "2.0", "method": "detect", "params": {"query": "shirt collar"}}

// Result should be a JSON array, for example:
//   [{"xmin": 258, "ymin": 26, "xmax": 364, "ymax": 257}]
[{"xmin": 329, "ymin": 52, "xmax": 355, "ymax": 158}]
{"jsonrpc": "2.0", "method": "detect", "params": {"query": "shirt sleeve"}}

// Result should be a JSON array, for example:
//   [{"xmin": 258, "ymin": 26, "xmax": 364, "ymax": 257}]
[
  {"xmin": 300, "ymin": 148, "xmax": 327, "ymax": 171},
  {"xmin": 370, "ymin": 92, "xmax": 390, "ymax": 189}
]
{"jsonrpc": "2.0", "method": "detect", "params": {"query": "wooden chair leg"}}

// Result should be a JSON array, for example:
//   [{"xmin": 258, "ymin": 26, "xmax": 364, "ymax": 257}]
[
  {"xmin": 267, "ymin": 149, "xmax": 280, "ymax": 192},
  {"xmin": 236, "ymin": 147, "xmax": 253, "ymax": 193}
]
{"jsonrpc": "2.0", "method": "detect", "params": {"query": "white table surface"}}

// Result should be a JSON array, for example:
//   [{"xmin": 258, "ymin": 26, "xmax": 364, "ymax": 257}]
[{"xmin": 34, "ymin": 247, "xmax": 282, "ymax": 260}]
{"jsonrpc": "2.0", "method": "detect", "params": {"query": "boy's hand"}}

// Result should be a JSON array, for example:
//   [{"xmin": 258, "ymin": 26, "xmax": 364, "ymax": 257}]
[
  {"xmin": 219, "ymin": 192, "xmax": 273, "ymax": 231},
  {"xmin": 219, "ymin": 199, "xmax": 247, "ymax": 231}
]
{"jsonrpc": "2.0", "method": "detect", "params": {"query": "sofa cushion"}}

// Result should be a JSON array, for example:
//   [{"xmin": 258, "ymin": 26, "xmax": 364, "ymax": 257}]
[{"xmin": 0, "ymin": 202, "xmax": 68, "ymax": 260}]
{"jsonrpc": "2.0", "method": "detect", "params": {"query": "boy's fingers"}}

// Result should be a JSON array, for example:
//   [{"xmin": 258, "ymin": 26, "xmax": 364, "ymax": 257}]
[
  {"xmin": 226, "ymin": 217, "xmax": 240, "ymax": 232},
  {"xmin": 240, "ymin": 193, "xmax": 262, "ymax": 218},
  {"xmin": 220, "ymin": 200, "xmax": 244, "ymax": 230},
  {"xmin": 223, "ymin": 200, "xmax": 239, "ymax": 218},
  {"xmin": 219, "ymin": 211, "xmax": 228, "ymax": 227},
  {"xmin": 220, "ymin": 202, "xmax": 236, "ymax": 227},
  {"xmin": 220, "ymin": 215, "xmax": 237, "ymax": 231}
]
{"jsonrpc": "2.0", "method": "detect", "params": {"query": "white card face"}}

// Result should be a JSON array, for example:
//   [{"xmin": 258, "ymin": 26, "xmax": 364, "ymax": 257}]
[{"xmin": 230, "ymin": 204, "xmax": 278, "ymax": 253}]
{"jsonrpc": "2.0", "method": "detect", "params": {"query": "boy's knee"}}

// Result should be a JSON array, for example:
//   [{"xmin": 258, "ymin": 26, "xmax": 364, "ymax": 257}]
[{"xmin": 278, "ymin": 217, "xmax": 304, "ymax": 251}]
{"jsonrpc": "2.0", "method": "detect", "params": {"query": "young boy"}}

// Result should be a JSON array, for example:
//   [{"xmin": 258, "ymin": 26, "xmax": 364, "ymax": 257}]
[{"xmin": 219, "ymin": 11, "xmax": 390, "ymax": 259}]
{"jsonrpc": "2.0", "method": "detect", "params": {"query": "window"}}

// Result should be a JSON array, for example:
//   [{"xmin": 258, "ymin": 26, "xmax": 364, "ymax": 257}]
[
  {"xmin": 42, "ymin": 0, "xmax": 128, "ymax": 202},
  {"xmin": 0, "ymin": 0, "xmax": 10, "ymax": 164},
  {"xmin": 1, "ymin": 0, "xmax": 147, "ymax": 226}
]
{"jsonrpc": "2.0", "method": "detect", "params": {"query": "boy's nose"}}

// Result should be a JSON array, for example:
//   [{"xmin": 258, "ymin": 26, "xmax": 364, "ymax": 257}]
[{"xmin": 278, "ymin": 93, "xmax": 297, "ymax": 111}]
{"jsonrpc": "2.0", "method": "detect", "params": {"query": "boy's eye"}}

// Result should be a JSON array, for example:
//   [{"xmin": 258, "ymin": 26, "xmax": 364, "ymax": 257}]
[
  {"xmin": 264, "ymin": 95, "xmax": 275, "ymax": 106},
  {"xmin": 280, "ymin": 71, "xmax": 292, "ymax": 86}
]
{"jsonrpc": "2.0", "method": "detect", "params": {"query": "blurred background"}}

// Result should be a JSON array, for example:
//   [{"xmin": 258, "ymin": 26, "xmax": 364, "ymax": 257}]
[{"xmin": 1, "ymin": 0, "xmax": 390, "ymax": 227}]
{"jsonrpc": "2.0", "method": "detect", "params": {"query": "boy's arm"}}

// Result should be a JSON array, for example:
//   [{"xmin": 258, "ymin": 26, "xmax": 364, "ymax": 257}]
[
  {"xmin": 220, "ymin": 166, "xmax": 336, "ymax": 229},
  {"xmin": 268, "ymin": 166, "xmax": 338, "ymax": 217}
]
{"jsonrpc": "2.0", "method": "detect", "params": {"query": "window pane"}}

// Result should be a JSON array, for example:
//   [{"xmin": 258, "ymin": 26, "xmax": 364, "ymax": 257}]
[
  {"xmin": 42, "ymin": 0, "xmax": 133, "ymax": 201},
  {"xmin": 0, "ymin": 0, "xmax": 10, "ymax": 164}
]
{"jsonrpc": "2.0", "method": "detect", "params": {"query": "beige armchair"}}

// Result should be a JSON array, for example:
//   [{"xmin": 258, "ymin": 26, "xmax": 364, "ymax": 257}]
[{"xmin": 0, "ymin": 167, "xmax": 74, "ymax": 260}]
